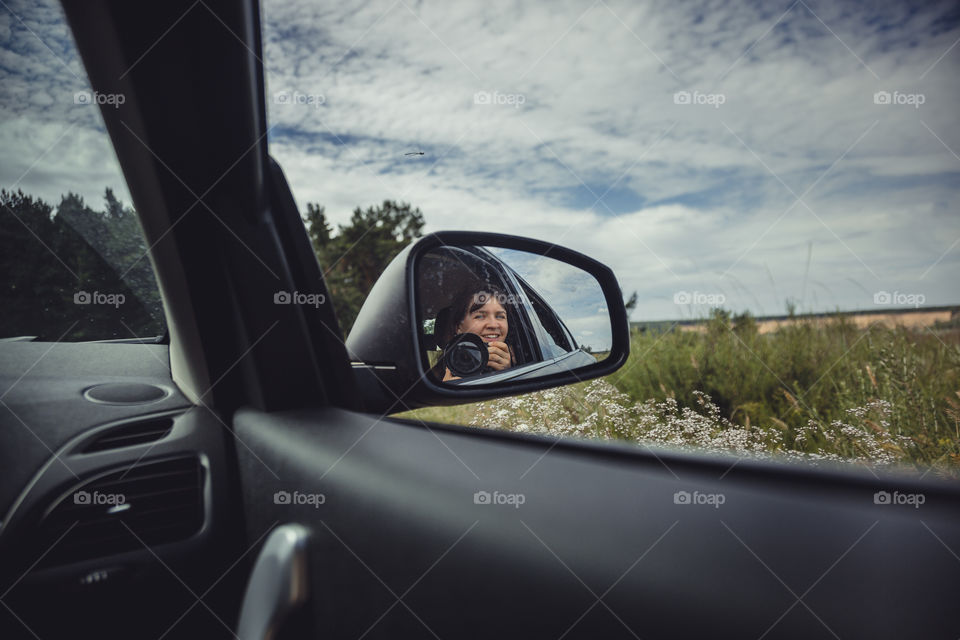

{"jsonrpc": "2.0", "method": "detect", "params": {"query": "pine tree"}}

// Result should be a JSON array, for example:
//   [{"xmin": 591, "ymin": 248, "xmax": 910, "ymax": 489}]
[{"xmin": 303, "ymin": 200, "xmax": 424, "ymax": 335}]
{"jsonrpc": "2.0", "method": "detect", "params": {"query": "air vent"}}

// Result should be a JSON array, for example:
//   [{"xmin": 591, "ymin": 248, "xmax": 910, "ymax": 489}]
[
  {"xmin": 81, "ymin": 417, "xmax": 175, "ymax": 453},
  {"xmin": 36, "ymin": 456, "xmax": 204, "ymax": 567}
]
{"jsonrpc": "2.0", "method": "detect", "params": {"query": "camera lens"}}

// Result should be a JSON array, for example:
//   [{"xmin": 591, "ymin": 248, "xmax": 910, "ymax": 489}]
[
  {"xmin": 450, "ymin": 343, "xmax": 483, "ymax": 372},
  {"xmin": 445, "ymin": 334, "xmax": 489, "ymax": 377}
]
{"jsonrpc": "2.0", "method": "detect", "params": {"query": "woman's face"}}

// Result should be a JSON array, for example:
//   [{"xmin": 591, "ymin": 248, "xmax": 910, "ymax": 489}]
[{"xmin": 457, "ymin": 293, "xmax": 508, "ymax": 343}]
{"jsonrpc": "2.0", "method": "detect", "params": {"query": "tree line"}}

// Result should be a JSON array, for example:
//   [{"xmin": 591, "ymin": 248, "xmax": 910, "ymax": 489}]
[
  {"xmin": 0, "ymin": 188, "xmax": 163, "ymax": 341},
  {"xmin": 2, "ymin": 188, "xmax": 632, "ymax": 341},
  {"xmin": 0, "ymin": 188, "xmax": 422, "ymax": 340}
]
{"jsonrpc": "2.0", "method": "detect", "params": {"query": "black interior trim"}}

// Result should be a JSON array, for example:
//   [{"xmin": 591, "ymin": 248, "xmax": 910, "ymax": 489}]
[{"xmin": 234, "ymin": 406, "xmax": 960, "ymax": 638}]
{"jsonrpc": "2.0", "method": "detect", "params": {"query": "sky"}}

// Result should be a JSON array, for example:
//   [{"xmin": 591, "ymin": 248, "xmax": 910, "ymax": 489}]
[
  {"xmin": 1, "ymin": 0, "xmax": 958, "ymax": 320},
  {"xmin": 490, "ymin": 247, "xmax": 612, "ymax": 352}
]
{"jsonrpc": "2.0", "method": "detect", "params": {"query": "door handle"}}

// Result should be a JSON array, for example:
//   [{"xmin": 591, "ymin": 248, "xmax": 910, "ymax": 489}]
[{"xmin": 237, "ymin": 523, "xmax": 311, "ymax": 640}]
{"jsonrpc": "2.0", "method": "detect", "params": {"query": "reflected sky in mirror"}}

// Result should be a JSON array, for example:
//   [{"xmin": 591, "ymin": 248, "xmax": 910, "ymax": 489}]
[{"xmin": 487, "ymin": 247, "xmax": 612, "ymax": 353}]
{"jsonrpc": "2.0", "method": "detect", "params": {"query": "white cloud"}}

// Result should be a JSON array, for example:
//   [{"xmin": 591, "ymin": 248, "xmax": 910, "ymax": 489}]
[
  {"xmin": 258, "ymin": 0, "xmax": 960, "ymax": 319},
  {"xmin": 1, "ymin": 0, "xmax": 957, "ymax": 321}
]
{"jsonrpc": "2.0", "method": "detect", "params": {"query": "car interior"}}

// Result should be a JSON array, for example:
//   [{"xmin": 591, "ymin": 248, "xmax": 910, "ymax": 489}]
[{"xmin": 1, "ymin": 1, "xmax": 958, "ymax": 639}]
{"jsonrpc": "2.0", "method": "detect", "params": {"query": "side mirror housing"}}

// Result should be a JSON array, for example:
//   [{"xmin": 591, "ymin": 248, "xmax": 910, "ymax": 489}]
[{"xmin": 345, "ymin": 231, "xmax": 630, "ymax": 413}]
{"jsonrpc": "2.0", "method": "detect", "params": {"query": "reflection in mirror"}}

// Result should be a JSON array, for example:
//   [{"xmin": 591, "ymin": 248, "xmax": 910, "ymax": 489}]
[{"xmin": 417, "ymin": 245, "xmax": 612, "ymax": 386}]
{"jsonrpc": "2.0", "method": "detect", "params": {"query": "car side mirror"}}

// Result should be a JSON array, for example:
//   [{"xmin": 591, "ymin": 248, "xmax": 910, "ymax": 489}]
[{"xmin": 345, "ymin": 232, "xmax": 630, "ymax": 413}]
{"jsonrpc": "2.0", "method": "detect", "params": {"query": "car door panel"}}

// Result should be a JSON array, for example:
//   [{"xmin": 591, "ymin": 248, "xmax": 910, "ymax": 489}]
[{"xmin": 234, "ymin": 406, "xmax": 960, "ymax": 638}]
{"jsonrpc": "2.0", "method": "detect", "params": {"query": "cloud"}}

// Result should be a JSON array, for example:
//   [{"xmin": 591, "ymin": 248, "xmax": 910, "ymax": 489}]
[
  {"xmin": 2, "ymin": 0, "xmax": 957, "ymax": 321},
  {"xmin": 0, "ymin": 0, "xmax": 132, "ymax": 210},
  {"xmin": 259, "ymin": 0, "xmax": 960, "ymax": 318}
]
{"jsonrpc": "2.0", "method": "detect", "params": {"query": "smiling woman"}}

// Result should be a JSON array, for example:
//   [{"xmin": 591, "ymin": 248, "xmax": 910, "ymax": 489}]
[{"xmin": 438, "ymin": 286, "xmax": 516, "ymax": 381}]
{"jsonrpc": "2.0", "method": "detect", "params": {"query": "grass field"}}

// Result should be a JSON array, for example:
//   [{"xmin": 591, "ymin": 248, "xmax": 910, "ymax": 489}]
[{"xmin": 398, "ymin": 311, "xmax": 960, "ymax": 477}]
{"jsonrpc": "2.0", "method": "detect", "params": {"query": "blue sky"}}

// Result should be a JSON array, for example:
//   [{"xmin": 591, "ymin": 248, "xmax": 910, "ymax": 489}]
[{"xmin": 2, "ymin": 0, "xmax": 958, "ymax": 320}]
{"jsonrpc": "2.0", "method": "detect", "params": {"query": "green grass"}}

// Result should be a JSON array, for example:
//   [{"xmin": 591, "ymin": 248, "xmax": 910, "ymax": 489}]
[
  {"xmin": 610, "ymin": 312, "xmax": 960, "ymax": 465},
  {"xmin": 398, "ymin": 311, "xmax": 960, "ymax": 477}
]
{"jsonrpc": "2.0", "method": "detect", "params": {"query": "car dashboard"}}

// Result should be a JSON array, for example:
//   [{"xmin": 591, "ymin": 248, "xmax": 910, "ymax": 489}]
[{"xmin": 0, "ymin": 341, "xmax": 244, "ymax": 638}]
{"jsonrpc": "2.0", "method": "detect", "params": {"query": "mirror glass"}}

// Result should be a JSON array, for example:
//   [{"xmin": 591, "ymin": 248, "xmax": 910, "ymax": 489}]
[{"xmin": 417, "ymin": 245, "xmax": 612, "ymax": 386}]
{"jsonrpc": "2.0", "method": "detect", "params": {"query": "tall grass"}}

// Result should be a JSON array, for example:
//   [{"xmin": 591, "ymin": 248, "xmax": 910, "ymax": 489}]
[
  {"xmin": 399, "ymin": 311, "xmax": 960, "ymax": 477},
  {"xmin": 609, "ymin": 311, "xmax": 960, "ymax": 469}
]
